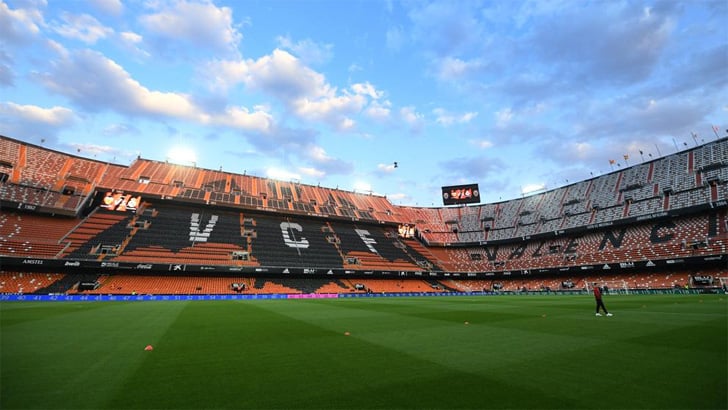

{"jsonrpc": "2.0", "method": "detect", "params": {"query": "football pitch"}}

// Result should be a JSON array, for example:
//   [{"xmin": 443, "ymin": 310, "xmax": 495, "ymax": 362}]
[{"xmin": 1, "ymin": 294, "xmax": 726, "ymax": 409}]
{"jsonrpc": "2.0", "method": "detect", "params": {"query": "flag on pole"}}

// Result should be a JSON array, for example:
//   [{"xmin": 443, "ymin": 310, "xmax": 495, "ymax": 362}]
[
  {"xmin": 609, "ymin": 159, "xmax": 615, "ymax": 165},
  {"xmin": 623, "ymin": 154, "xmax": 629, "ymax": 160}
]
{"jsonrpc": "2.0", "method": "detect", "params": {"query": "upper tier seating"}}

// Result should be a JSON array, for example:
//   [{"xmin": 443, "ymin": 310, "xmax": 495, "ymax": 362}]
[
  {"xmin": 2, "ymin": 136, "xmax": 726, "ymax": 248},
  {"xmin": 426, "ymin": 211, "xmax": 726, "ymax": 273}
]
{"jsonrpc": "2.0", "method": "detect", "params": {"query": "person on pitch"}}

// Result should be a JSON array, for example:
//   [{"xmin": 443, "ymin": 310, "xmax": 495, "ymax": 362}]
[{"xmin": 593, "ymin": 282, "xmax": 612, "ymax": 316}]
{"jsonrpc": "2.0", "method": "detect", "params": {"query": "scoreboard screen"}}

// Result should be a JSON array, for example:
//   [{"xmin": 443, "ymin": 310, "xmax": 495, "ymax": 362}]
[
  {"xmin": 398, "ymin": 224, "xmax": 415, "ymax": 238},
  {"xmin": 442, "ymin": 183, "xmax": 480, "ymax": 206},
  {"xmin": 100, "ymin": 191, "xmax": 141, "ymax": 212}
]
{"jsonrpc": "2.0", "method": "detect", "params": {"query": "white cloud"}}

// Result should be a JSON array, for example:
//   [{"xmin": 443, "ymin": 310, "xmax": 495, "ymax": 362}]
[
  {"xmin": 205, "ymin": 50, "xmax": 385, "ymax": 130},
  {"xmin": 386, "ymin": 192, "xmax": 409, "ymax": 202},
  {"xmin": 377, "ymin": 163, "xmax": 397, "ymax": 173},
  {"xmin": 103, "ymin": 123, "xmax": 139, "ymax": 136},
  {"xmin": 400, "ymin": 106, "xmax": 423, "ymax": 125},
  {"xmin": 119, "ymin": 31, "xmax": 150, "ymax": 58},
  {"xmin": 266, "ymin": 167, "xmax": 301, "ymax": 181},
  {"xmin": 120, "ymin": 31, "xmax": 142, "ymax": 44},
  {"xmin": 88, "ymin": 0, "xmax": 123, "ymax": 16},
  {"xmin": 353, "ymin": 180, "xmax": 372, "ymax": 193},
  {"xmin": 532, "ymin": 2, "xmax": 676, "ymax": 85},
  {"xmin": 299, "ymin": 144, "xmax": 354, "ymax": 176},
  {"xmin": 433, "ymin": 108, "xmax": 477, "ymax": 126},
  {"xmin": 208, "ymin": 106, "xmax": 274, "ymax": 131},
  {"xmin": 37, "ymin": 49, "xmax": 273, "ymax": 132},
  {"xmin": 0, "ymin": 102, "xmax": 74, "ymax": 125},
  {"xmin": 338, "ymin": 117, "xmax": 355, "ymax": 130},
  {"xmin": 0, "ymin": 0, "xmax": 46, "ymax": 45},
  {"xmin": 471, "ymin": 139, "xmax": 494, "ymax": 149},
  {"xmin": 45, "ymin": 39, "xmax": 69, "ymax": 59},
  {"xmin": 70, "ymin": 142, "xmax": 126, "ymax": 157},
  {"xmin": 307, "ymin": 145, "xmax": 333, "ymax": 162},
  {"xmin": 293, "ymin": 93, "xmax": 365, "ymax": 124},
  {"xmin": 140, "ymin": 0, "xmax": 242, "ymax": 56},
  {"xmin": 436, "ymin": 57, "xmax": 488, "ymax": 81},
  {"xmin": 400, "ymin": 106, "xmax": 424, "ymax": 133},
  {"xmin": 52, "ymin": 12, "xmax": 113, "ymax": 44},
  {"xmin": 0, "ymin": 102, "xmax": 75, "ymax": 142},
  {"xmin": 495, "ymin": 108, "xmax": 513, "ymax": 128},
  {"xmin": 0, "ymin": 49, "xmax": 14, "ymax": 86},
  {"xmin": 298, "ymin": 166, "xmax": 325, "ymax": 179},
  {"xmin": 209, "ymin": 49, "xmax": 329, "ymax": 99},
  {"xmin": 365, "ymin": 100, "xmax": 391, "ymax": 121},
  {"xmin": 276, "ymin": 35, "xmax": 333, "ymax": 65},
  {"xmin": 351, "ymin": 82, "xmax": 383, "ymax": 99}
]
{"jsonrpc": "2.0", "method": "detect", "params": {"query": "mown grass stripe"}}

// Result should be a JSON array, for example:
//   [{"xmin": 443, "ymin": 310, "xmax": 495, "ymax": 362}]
[{"xmin": 1, "ymin": 295, "xmax": 725, "ymax": 409}]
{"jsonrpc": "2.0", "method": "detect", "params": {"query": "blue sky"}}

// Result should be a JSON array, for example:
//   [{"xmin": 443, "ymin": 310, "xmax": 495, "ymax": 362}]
[{"xmin": 1, "ymin": 0, "xmax": 726, "ymax": 207}]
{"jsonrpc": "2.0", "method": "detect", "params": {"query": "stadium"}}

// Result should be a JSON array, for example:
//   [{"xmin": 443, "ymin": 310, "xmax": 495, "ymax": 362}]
[
  {"xmin": 1, "ymin": 134, "xmax": 727, "ymax": 409},
  {"xmin": 2, "ymin": 134, "xmax": 727, "ymax": 296}
]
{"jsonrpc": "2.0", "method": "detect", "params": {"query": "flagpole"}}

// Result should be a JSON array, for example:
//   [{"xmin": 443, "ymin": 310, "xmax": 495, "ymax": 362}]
[{"xmin": 712, "ymin": 126, "xmax": 721, "ymax": 140}]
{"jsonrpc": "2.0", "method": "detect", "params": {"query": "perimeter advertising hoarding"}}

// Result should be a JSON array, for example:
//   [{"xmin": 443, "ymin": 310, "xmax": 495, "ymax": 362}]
[{"xmin": 442, "ymin": 183, "xmax": 480, "ymax": 206}]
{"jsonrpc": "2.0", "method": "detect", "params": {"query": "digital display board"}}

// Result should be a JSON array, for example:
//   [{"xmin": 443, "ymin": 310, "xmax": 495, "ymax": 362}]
[
  {"xmin": 442, "ymin": 183, "xmax": 480, "ymax": 206},
  {"xmin": 100, "ymin": 191, "xmax": 141, "ymax": 212},
  {"xmin": 398, "ymin": 224, "xmax": 415, "ymax": 238}
]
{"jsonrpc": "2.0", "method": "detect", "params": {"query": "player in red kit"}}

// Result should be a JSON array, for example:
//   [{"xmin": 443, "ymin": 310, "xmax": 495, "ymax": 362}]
[{"xmin": 593, "ymin": 283, "xmax": 612, "ymax": 316}]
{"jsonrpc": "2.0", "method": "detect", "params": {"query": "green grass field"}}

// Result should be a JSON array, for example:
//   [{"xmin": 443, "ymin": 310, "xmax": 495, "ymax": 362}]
[{"xmin": 1, "ymin": 294, "xmax": 726, "ymax": 409}]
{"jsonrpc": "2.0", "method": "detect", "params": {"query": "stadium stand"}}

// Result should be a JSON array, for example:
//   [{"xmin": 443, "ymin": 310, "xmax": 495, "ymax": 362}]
[{"xmin": 1, "ymin": 134, "xmax": 727, "ymax": 296}]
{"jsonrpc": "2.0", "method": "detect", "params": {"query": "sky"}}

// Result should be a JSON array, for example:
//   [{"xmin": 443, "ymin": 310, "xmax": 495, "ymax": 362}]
[{"xmin": 1, "ymin": 0, "xmax": 726, "ymax": 207}]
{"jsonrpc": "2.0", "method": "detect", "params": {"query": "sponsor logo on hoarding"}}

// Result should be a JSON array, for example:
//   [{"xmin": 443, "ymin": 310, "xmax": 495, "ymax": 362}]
[{"xmin": 619, "ymin": 262, "xmax": 635, "ymax": 268}]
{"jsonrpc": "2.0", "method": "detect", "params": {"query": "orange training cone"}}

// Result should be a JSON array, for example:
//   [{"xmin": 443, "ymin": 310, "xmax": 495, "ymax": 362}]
[{"xmin": 144, "ymin": 345, "xmax": 154, "ymax": 351}]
